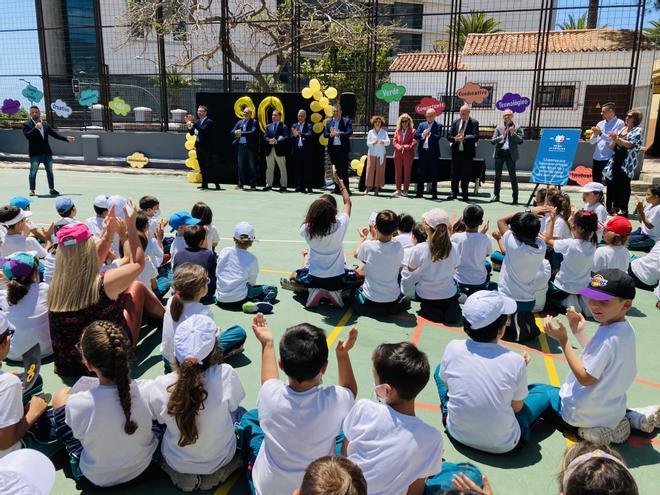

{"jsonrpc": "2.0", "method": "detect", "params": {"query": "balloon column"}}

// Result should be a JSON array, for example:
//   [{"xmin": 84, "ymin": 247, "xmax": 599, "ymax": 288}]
[
  {"xmin": 301, "ymin": 79, "xmax": 338, "ymax": 146},
  {"xmin": 350, "ymin": 155, "xmax": 367, "ymax": 177},
  {"xmin": 234, "ymin": 95, "xmax": 285, "ymax": 133},
  {"xmin": 183, "ymin": 134, "xmax": 202, "ymax": 183}
]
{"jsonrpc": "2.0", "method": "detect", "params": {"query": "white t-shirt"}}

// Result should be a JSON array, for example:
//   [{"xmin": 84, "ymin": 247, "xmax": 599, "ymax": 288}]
[
  {"xmin": 170, "ymin": 235, "xmax": 187, "ymax": 261},
  {"xmin": 301, "ymin": 212, "xmax": 350, "ymax": 278},
  {"xmin": 146, "ymin": 237, "xmax": 163, "ymax": 268},
  {"xmin": 0, "ymin": 235, "xmax": 47, "ymax": 259},
  {"xmin": 0, "ymin": 283, "xmax": 52, "ymax": 361},
  {"xmin": 147, "ymin": 365, "xmax": 245, "ymax": 474},
  {"xmin": 553, "ymin": 239, "xmax": 596, "ymax": 294},
  {"xmin": 65, "ymin": 380, "xmax": 158, "ymax": 487},
  {"xmin": 343, "ymin": 400, "xmax": 443, "ymax": 495},
  {"xmin": 585, "ymin": 202, "xmax": 608, "ymax": 241},
  {"xmin": 148, "ymin": 217, "xmax": 159, "ymax": 239},
  {"xmin": 441, "ymin": 340, "xmax": 527, "ymax": 453},
  {"xmin": 593, "ymin": 245, "xmax": 631, "ymax": 273},
  {"xmin": 533, "ymin": 259, "xmax": 552, "ymax": 313},
  {"xmin": 252, "ymin": 380, "xmax": 354, "ymax": 495},
  {"xmin": 43, "ymin": 251, "xmax": 56, "ymax": 284},
  {"xmin": 630, "ymin": 240, "xmax": 660, "ymax": 286},
  {"xmin": 560, "ymin": 319, "xmax": 636, "ymax": 429},
  {"xmin": 161, "ymin": 300, "xmax": 214, "ymax": 363},
  {"xmin": 0, "ymin": 371, "xmax": 23, "ymax": 459},
  {"xmin": 641, "ymin": 204, "xmax": 660, "ymax": 240},
  {"xmin": 394, "ymin": 233, "xmax": 414, "ymax": 267},
  {"xmin": 451, "ymin": 232, "xmax": 492, "ymax": 286},
  {"xmin": 214, "ymin": 246, "xmax": 258, "ymax": 303},
  {"xmin": 137, "ymin": 257, "xmax": 158, "ymax": 289},
  {"xmin": 498, "ymin": 231, "xmax": 546, "ymax": 302},
  {"xmin": 207, "ymin": 224, "xmax": 220, "ymax": 247},
  {"xmin": 542, "ymin": 214, "xmax": 571, "ymax": 239},
  {"xmin": 85, "ymin": 216, "xmax": 105, "ymax": 238},
  {"xmin": 405, "ymin": 241, "xmax": 459, "ymax": 300},
  {"xmin": 356, "ymin": 240, "xmax": 403, "ymax": 302}
]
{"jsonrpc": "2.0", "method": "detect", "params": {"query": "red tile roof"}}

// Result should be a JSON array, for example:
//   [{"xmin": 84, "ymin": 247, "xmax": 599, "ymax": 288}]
[{"xmin": 389, "ymin": 52, "xmax": 466, "ymax": 72}]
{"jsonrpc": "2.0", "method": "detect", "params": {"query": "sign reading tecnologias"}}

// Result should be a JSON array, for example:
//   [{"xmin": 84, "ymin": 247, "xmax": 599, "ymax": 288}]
[
  {"xmin": 531, "ymin": 129, "xmax": 582, "ymax": 186},
  {"xmin": 78, "ymin": 89, "xmax": 100, "ymax": 107},
  {"xmin": 496, "ymin": 93, "xmax": 530, "ymax": 113}
]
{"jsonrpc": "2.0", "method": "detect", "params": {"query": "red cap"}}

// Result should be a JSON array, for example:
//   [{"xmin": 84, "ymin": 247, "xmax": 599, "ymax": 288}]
[{"xmin": 605, "ymin": 215, "xmax": 632, "ymax": 236}]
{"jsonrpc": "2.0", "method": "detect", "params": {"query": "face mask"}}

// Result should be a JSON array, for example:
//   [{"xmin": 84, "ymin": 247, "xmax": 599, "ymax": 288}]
[
  {"xmin": 373, "ymin": 383, "xmax": 388, "ymax": 404},
  {"xmin": 153, "ymin": 209, "xmax": 160, "ymax": 217}
]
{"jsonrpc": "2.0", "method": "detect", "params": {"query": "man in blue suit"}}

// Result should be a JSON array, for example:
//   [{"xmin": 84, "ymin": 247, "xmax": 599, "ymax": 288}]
[
  {"xmin": 414, "ymin": 108, "xmax": 442, "ymax": 199},
  {"xmin": 447, "ymin": 104, "xmax": 479, "ymax": 201},
  {"xmin": 291, "ymin": 109, "xmax": 315, "ymax": 193},
  {"xmin": 263, "ymin": 109, "xmax": 289, "ymax": 192},
  {"xmin": 187, "ymin": 105, "xmax": 219, "ymax": 190},
  {"xmin": 231, "ymin": 107, "xmax": 258, "ymax": 189},
  {"xmin": 323, "ymin": 104, "xmax": 353, "ymax": 194}
]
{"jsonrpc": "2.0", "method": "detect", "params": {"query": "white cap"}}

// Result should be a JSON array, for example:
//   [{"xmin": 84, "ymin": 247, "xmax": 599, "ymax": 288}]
[
  {"xmin": 463, "ymin": 290, "xmax": 517, "ymax": 330},
  {"xmin": 422, "ymin": 208, "xmax": 450, "ymax": 229},
  {"xmin": 106, "ymin": 195, "xmax": 128, "ymax": 220},
  {"xmin": 233, "ymin": 221, "xmax": 256, "ymax": 241},
  {"xmin": 0, "ymin": 311, "xmax": 15, "ymax": 334},
  {"xmin": 578, "ymin": 182, "xmax": 605, "ymax": 193},
  {"xmin": 174, "ymin": 314, "xmax": 217, "ymax": 365},
  {"xmin": 94, "ymin": 194, "xmax": 109, "ymax": 209},
  {"xmin": 0, "ymin": 209, "xmax": 31, "ymax": 227},
  {"xmin": 368, "ymin": 211, "xmax": 378, "ymax": 226},
  {"xmin": 0, "ymin": 449, "xmax": 56, "ymax": 495}
]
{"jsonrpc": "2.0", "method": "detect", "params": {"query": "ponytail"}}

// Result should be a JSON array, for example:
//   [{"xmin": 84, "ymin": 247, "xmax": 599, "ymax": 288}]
[
  {"xmin": 573, "ymin": 209, "xmax": 599, "ymax": 246},
  {"xmin": 7, "ymin": 279, "xmax": 31, "ymax": 305},
  {"xmin": 170, "ymin": 263, "xmax": 208, "ymax": 322},
  {"xmin": 428, "ymin": 224, "xmax": 452, "ymax": 262}
]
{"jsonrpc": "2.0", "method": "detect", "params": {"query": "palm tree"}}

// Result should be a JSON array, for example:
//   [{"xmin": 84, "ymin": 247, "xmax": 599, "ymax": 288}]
[
  {"xmin": 444, "ymin": 12, "xmax": 503, "ymax": 50},
  {"xmin": 587, "ymin": 0, "xmax": 600, "ymax": 29},
  {"xmin": 558, "ymin": 12, "xmax": 608, "ymax": 30},
  {"xmin": 643, "ymin": 20, "xmax": 660, "ymax": 45}
]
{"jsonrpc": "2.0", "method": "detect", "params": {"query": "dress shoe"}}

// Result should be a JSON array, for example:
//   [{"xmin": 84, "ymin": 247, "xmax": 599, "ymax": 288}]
[
  {"xmin": 198, "ymin": 186, "xmax": 208, "ymax": 190},
  {"xmin": 29, "ymin": 190, "xmax": 36, "ymax": 197},
  {"xmin": 446, "ymin": 195, "xmax": 457, "ymax": 201},
  {"xmin": 490, "ymin": 196, "xmax": 500, "ymax": 203},
  {"xmin": 279, "ymin": 187, "xmax": 287, "ymax": 193},
  {"xmin": 263, "ymin": 185, "xmax": 272, "ymax": 192},
  {"xmin": 49, "ymin": 189, "xmax": 60, "ymax": 196}
]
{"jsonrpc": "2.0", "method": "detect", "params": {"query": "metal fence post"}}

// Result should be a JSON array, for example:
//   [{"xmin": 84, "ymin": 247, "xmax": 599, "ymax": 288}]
[{"xmin": 156, "ymin": 5, "xmax": 169, "ymax": 131}]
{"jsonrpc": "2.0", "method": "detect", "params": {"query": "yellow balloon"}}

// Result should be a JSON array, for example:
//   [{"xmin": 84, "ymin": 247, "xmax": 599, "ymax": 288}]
[
  {"xmin": 313, "ymin": 122, "xmax": 324, "ymax": 133},
  {"xmin": 188, "ymin": 149, "xmax": 197, "ymax": 159},
  {"xmin": 324, "ymin": 105, "xmax": 334, "ymax": 117},
  {"xmin": 319, "ymin": 97, "xmax": 329, "ymax": 107},
  {"xmin": 360, "ymin": 155, "xmax": 368, "ymax": 164},
  {"xmin": 322, "ymin": 118, "xmax": 330, "ymax": 127},
  {"xmin": 319, "ymin": 135, "xmax": 329, "ymax": 146},
  {"xmin": 184, "ymin": 158, "xmax": 197, "ymax": 169},
  {"xmin": 187, "ymin": 171, "xmax": 203, "ymax": 183},
  {"xmin": 310, "ymin": 101, "xmax": 322, "ymax": 112},
  {"xmin": 350, "ymin": 159, "xmax": 364, "ymax": 176},
  {"xmin": 313, "ymin": 90, "xmax": 323, "ymax": 101},
  {"xmin": 309, "ymin": 79, "xmax": 321, "ymax": 92},
  {"xmin": 257, "ymin": 96, "xmax": 285, "ymax": 133},
  {"xmin": 184, "ymin": 140, "xmax": 195, "ymax": 151},
  {"xmin": 325, "ymin": 87, "xmax": 338, "ymax": 99},
  {"xmin": 185, "ymin": 133, "xmax": 196, "ymax": 142},
  {"xmin": 310, "ymin": 113, "xmax": 322, "ymax": 123},
  {"xmin": 301, "ymin": 87, "xmax": 313, "ymax": 99},
  {"xmin": 350, "ymin": 159, "xmax": 361, "ymax": 170},
  {"xmin": 233, "ymin": 96, "xmax": 256, "ymax": 119}
]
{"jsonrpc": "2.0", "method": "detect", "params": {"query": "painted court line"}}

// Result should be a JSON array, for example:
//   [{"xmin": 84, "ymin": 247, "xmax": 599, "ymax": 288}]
[
  {"xmin": 213, "ymin": 470, "xmax": 240, "ymax": 495},
  {"xmin": 536, "ymin": 317, "xmax": 561, "ymax": 387},
  {"xmin": 327, "ymin": 308, "xmax": 353, "ymax": 347}
]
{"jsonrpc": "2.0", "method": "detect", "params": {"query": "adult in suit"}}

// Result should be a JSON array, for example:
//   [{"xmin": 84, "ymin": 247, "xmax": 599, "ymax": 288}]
[
  {"xmin": 187, "ymin": 105, "xmax": 219, "ymax": 190},
  {"xmin": 290, "ymin": 109, "xmax": 314, "ymax": 193},
  {"xmin": 491, "ymin": 109, "xmax": 523, "ymax": 204},
  {"xmin": 413, "ymin": 108, "xmax": 442, "ymax": 199},
  {"xmin": 22, "ymin": 106, "xmax": 74, "ymax": 196},
  {"xmin": 231, "ymin": 107, "xmax": 259, "ymax": 189},
  {"xmin": 392, "ymin": 112, "xmax": 417, "ymax": 196},
  {"xmin": 263, "ymin": 109, "xmax": 289, "ymax": 192},
  {"xmin": 447, "ymin": 105, "xmax": 479, "ymax": 201},
  {"xmin": 323, "ymin": 104, "xmax": 353, "ymax": 193}
]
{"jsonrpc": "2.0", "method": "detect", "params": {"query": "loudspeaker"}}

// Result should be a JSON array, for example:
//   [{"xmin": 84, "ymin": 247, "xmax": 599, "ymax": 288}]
[{"xmin": 339, "ymin": 92, "xmax": 356, "ymax": 119}]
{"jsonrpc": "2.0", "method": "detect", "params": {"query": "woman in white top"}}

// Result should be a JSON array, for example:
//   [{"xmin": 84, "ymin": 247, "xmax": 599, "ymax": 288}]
[{"xmin": 364, "ymin": 116, "xmax": 390, "ymax": 196}]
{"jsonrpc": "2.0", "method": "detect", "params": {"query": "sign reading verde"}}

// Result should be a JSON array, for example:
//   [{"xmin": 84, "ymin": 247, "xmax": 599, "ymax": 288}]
[
  {"xmin": 109, "ymin": 96, "xmax": 131, "ymax": 116},
  {"xmin": 78, "ymin": 89, "xmax": 100, "ymax": 107},
  {"xmin": 376, "ymin": 83, "xmax": 406, "ymax": 103},
  {"xmin": 496, "ymin": 93, "xmax": 530, "ymax": 113},
  {"xmin": 21, "ymin": 84, "xmax": 43, "ymax": 104},
  {"xmin": 531, "ymin": 129, "xmax": 582, "ymax": 186}
]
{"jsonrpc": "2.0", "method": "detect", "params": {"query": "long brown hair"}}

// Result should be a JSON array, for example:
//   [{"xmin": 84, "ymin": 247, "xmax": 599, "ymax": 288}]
[
  {"xmin": 546, "ymin": 189, "xmax": 571, "ymax": 222},
  {"xmin": 6, "ymin": 258, "xmax": 39, "ymax": 306},
  {"xmin": 80, "ymin": 321, "xmax": 137, "ymax": 435},
  {"xmin": 170, "ymin": 263, "xmax": 208, "ymax": 321},
  {"xmin": 426, "ymin": 222, "xmax": 452, "ymax": 262},
  {"xmin": 303, "ymin": 198, "xmax": 338, "ymax": 239}
]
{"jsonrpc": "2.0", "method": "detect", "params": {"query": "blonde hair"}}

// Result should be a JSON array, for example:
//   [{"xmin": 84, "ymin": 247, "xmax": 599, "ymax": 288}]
[
  {"xmin": 370, "ymin": 115, "xmax": 385, "ymax": 126},
  {"xmin": 48, "ymin": 238, "xmax": 101, "ymax": 312},
  {"xmin": 300, "ymin": 456, "xmax": 367, "ymax": 495},
  {"xmin": 396, "ymin": 113, "xmax": 413, "ymax": 131}
]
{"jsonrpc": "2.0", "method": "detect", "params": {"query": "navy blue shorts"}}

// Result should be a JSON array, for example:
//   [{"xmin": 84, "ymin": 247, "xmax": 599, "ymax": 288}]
[{"xmin": 295, "ymin": 268, "xmax": 358, "ymax": 291}]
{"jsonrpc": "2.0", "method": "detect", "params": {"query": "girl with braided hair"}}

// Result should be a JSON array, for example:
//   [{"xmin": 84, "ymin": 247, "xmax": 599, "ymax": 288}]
[{"xmin": 51, "ymin": 320, "xmax": 158, "ymax": 487}]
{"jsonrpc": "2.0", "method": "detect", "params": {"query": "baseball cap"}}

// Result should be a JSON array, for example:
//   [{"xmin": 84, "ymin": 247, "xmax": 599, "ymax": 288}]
[
  {"xmin": 463, "ymin": 290, "xmax": 517, "ymax": 330},
  {"xmin": 0, "ymin": 448, "xmax": 56, "ymax": 495},
  {"xmin": 578, "ymin": 182, "xmax": 605, "ymax": 193},
  {"xmin": 234, "ymin": 221, "xmax": 256, "ymax": 241},
  {"xmin": 2, "ymin": 252, "xmax": 37, "ymax": 280},
  {"xmin": 56, "ymin": 223, "xmax": 93, "ymax": 247},
  {"xmin": 94, "ymin": 194, "xmax": 109, "ymax": 209},
  {"xmin": 578, "ymin": 269, "xmax": 636, "ymax": 301},
  {"xmin": 604, "ymin": 215, "xmax": 632, "ymax": 236},
  {"xmin": 55, "ymin": 197, "xmax": 75, "ymax": 215},
  {"xmin": 0, "ymin": 310, "xmax": 15, "ymax": 335},
  {"xmin": 168, "ymin": 211, "xmax": 201, "ymax": 232},
  {"xmin": 9, "ymin": 196, "xmax": 31, "ymax": 210},
  {"xmin": 422, "ymin": 208, "xmax": 450, "ymax": 229},
  {"xmin": 106, "ymin": 195, "xmax": 128, "ymax": 220},
  {"xmin": 0, "ymin": 207, "xmax": 31, "ymax": 227},
  {"xmin": 174, "ymin": 314, "xmax": 218, "ymax": 365}
]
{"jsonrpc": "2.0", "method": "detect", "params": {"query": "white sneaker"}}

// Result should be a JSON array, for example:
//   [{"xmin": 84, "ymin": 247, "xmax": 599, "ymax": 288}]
[
  {"xmin": 401, "ymin": 190, "xmax": 408, "ymax": 197},
  {"xmin": 306, "ymin": 288, "xmax": 324, "ymax": 308},
  {"xmin": 393, "ymin": 191, "xmax": 401, "ymax": 197},
  {"xmin": 626, "ymin": 405, "xmax": 660, "ymax": 433},
  {"xmin": 326, "ymin": 290, "xmax": 344, "ymax": 308},
  {"xmin": 578, "ymin": 417, "xmax": 631, "ymax": 445},
  {"xmin": 199, "ymin": 453, "xmax": 243, "ymax": 491}
]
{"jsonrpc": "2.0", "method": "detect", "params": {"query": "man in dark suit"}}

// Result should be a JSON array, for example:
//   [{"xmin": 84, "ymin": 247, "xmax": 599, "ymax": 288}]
[
  {"xmin": 231, "ymin": 107, "xmax": 259, "ymax": 189},
  {"xmin": 263, "ymin": 109, "xmax": 289, "ymax": 192},
  {"xmin": 291, "ymin": 109, "xmax": 314, "ymax": 193},
  {"xmin": 187, "ymin": 105, "xmax": 219, "ymax": 190},
  {"xmin": 414, "ymin": 108, "xmax": 442, "ymax": 199},
  {"xmin": 491, "ymin": 109, "xmax": 523, "ymax": 204},
  {"xmin": 22, "ymin": 106, "xmax": 74, "ymax": 196},
  {"xmin": 323, "ymin": 104, "xmax": 353, "ymax": 193},
  {"xmin": 447, "ymin": 105, "xmax": 479, "ymax": 201}
]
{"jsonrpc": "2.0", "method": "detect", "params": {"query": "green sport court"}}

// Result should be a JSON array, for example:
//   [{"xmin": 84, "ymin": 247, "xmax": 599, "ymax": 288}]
[{"xmin": 1, "ymin": 166, "xmax": 658, "ymax": 495}]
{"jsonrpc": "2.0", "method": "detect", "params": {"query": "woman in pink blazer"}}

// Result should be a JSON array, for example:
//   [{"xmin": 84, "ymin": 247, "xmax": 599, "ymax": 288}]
[{"xmin": 392, "ymin": 113, "xmax": 417, "ymax": 196}]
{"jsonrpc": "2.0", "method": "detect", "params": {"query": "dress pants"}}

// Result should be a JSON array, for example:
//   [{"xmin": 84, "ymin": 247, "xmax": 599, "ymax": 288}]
[
  {"xmin": 592, "ymin": 159, "xmax": 609, "ymax": 184},
  {"xmin": 416, "ymin": 148, "xmax": 438, "ymax": 196},
  {"xmin": 237, "ymin": 143, "xmax": 257, "ymax": 187},
  {"xmin": 265, "ymin": 148, "xmax": 287, "ymax": 187},
  {"xmin": 394, "ymin": 151, "xmax": 413, "ymax": 192},
  {"xmin": 451, "ymin": 152, "xmax": 472, "ymax": 199},
  {"xmin": 328, "ymin": 146, "xmax": 350, "ymax": 190},
  {"xmin": 606, "ymin": 165, "xmax": 632, "ymax": 213},
  {"xmin": 494, "ymin": 150, "xmax": 519, "ymax": 202},
  {"xmin": 293, "ymin": 146, "xmax": 313, "ymax": 190}
]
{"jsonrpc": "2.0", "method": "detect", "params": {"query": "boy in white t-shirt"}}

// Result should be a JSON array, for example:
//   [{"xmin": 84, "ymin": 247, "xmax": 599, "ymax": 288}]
[
  {"xmin": 629, "ymin": 185, "xmax": 660, "ymax": 251},
  {"xmin": 168, "ymin": 211, "xmax": 200, "ymax": 261},
  {"xmin": 352, "ymin": 210, "xmax": 409, "ymax": 316},
  {"xmin": 593, "ymin": 216, "xmax": 632, "ymax": 273},
  {"xmin": 85, "ymin": 195, "xmax": 109, "ymax": 238},
  {"xmin": 451, "ymin": 204, "xmax": 492, "ymax": 295},
  {"xmin": 541, "ymin": 270, "xmax": 660, "ymax": 444},
  {"xmin": 0, "ymin": 206, "xmax": 48, "ymax": 259},
  {"xmin": 139, "ymin": 195, "xmax": 162, "ymax": 240},
  {"xmin": 243, "ymin": 314, "xmax": 357, "ymax": 495},
  {"xmin": 394, "ymin": 213, "xmax": 415, "ymax": 267}
]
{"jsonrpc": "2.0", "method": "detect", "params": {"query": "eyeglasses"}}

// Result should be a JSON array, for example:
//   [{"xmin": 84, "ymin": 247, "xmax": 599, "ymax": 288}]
[{"xmin": 0, "ymin": 329, "xmax": 15, "ymax": 341}]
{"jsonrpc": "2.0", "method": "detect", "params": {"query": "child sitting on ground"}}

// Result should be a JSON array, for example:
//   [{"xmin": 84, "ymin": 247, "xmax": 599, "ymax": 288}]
[
  {"xmin": 543, "ymin": 189, "xmax": 572, "ymax": 272},
  {"xmin": 52, "ymin": 197, "xmax": 79, "ymax": 236},
  {"xmin": 173, "ymin": 225, "xmax": 216, "ymax": 305},
  {"xmin": 9, "ymin": 196, "xmax": 47, "ymax": 242},
  {"xmin": 451, "ymin": 205, "xmax": 492, "ymax": 297},
  {"xmin": 147, "ymin": 314, "xmax": 245, "ymax": 492},
  {"xmin": 628, "ymin": 239, "xmax": 660, "ymax": 291},
  {"xmin": 352, "ymin": 210, "xmax": 409, "ymax": 316},
  {"xmin": 138, "ymin": 195, "xmax": 161, "ymax": 240},
  {"xmin": 0, "ymin": 206, "xmax": 48, "ymax": 259},
  {"xmin": 243, "ymin": 314, "xmax": 358, "ymax": 495},
  {"xmin": 394, "ymin": 213, "xmax": 414, "ymax": 268},
  {"xmin": 168, "ymin": 211, "xmax": 200, "ymax": 261},
  {"xmin": 295, "ymin": 456, "xmax": 367, "ymax": 495},
  {"xmin": 215, "ymin": 222, "xmax": 277, "ymax": 314},
  {"xmin": 593, "ymin": 216, "xmax": 632, "ymax": 272},
  {"xmin": 191, "ymin": 202, "xmax": 220, "ymax": 252},
  {"xmin": 580, "ymin": 182, "xmax": 607, "ymax": 242},
  {"xmin": 85, "ymin": 195, "xmax": 109, "ymax": 238},
  {"xmin": 629, "ymin": 184, "xmax": 660, "ymax": 251}
]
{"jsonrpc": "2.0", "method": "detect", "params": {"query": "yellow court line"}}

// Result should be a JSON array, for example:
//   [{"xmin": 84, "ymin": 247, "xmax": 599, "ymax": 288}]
[
  {"xmin": 327, "ymin": 308, "xmax": 353, "ymax": 347},
  {"xmin": 213, "ymin": 470, "xmax": 240, "ymax": 495},
  {"xmin": 260, "ymin": 268, "xmax": 291, "ymax": 275}
]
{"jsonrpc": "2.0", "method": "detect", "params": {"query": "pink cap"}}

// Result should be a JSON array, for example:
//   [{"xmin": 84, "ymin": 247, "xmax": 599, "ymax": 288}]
[{"xmin": 56, "ymin": 223, "xmax": 93, "ymax": 247}]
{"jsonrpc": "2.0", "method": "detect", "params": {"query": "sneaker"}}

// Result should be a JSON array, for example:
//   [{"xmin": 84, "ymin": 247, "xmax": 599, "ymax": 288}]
[
  {"xmin": 242, "ymin": 301, "xmax": 273, "ymax": 314},
  {"xmin": 323, "ymin": 182, "xmax": 335, "ymax": 191},
  {"xmin": 326, "ymin": 290, "xmax": 344, "ymax": 308},
  {"xmin": 234, "ymin": 185, "xmax": 243, "ymax": 190},
  {"xmin": 280, "ymin": 277, "xmax": 306, "ymax": 293},
  {"xmin": 199, "ymin": 453, "xmax": 243, "ymax": 491},
  {"xmin": 578, "ymin": 417, "xmax": 631, "ymax": 445},
  {"xmin": 161, "ymin": 461, "xmax": 201, "ymax": 492},
  {"xmin": 401, "ymin": 190, "xmax": 408, "ymax": 197},
  {"xmin": 392, "ymin": 190, "xmax": 401, "ymax": 197},
  {"xmin": 49, "ymin": 189, "xmax": 60, "ymax": 196},
  {"xmin": 306, "ymin": 288, "xmax": 324, "ymax": 308},
  {"xmin": 29, "ymin": 190, "xmax": 36, "ymax": 197},
  {"xmin": 458, "ymin": 293, "xmax": 468, "ymax": 304},
  {"xmin": 626, "ymin": 405, "xmax": 660, "ymax": 433}
]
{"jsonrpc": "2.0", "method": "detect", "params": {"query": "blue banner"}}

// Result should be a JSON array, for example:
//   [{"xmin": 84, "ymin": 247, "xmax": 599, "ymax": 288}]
[{"xmin": 530, "ymin": 129, "xmax": 582, "ymax": 185}]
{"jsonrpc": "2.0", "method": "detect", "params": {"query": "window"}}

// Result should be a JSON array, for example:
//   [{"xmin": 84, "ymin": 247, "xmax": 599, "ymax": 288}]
[
  {"xmin": 380, "ymin": 3, "xmax": 424, "ymax": 30},
  {"xmin": 472, "ymin": 85, "xmax": 494, "ymax": 108},
  {"xmin": 539, "ymin": 85, "xmax": 575, "ymax": 108},
  {"xmin": 393, "ymin": 32, "xmax": 422, "ymax": 52},
  {"xmin": 173, "ymin": 21, "xmax": 187, "ymax": 41}
]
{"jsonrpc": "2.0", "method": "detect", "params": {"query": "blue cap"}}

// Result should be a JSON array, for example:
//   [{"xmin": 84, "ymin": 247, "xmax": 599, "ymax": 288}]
[
  {"xmin": 55, "ymin": 197, "xmax": 75, "ymax": 215},
  {"xmin": 168, "ymin": 211, "xmax": 200, "ymax": 232},
  {"xmin": 9, "ymin": 196, "xmax": 31, "ymax": 210}
]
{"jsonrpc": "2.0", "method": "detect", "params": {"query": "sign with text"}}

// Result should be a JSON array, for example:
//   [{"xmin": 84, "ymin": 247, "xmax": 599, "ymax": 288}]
[
  {"xmin": 496, "ymin": 93, "xmax": 531, "ymax": 113},
  {"xmin": 21, "ymin": 84, "xmax": 43, "ymax": 104},
  {"xmin": 51, "ymin": 99, "xmax": 72, "ymax": 118},
  {"xmin": 1, "ymin": 98, "xmax": 21, "ymax": 115},
  {"xmin": 78, "ymin": 89, "xmax": 100, "ymax": 107},
  {"xmin": 376, "ymin": 82, "xmax": 406, "ymax": 103},
  {"xmin": 414, "ymin": 97, "xmax": 446, "ymax": 116},
  {"xmin": 531, "ymin": 129, "xmax": 582, "ymax": 185},
  {"xmin": 456, "ymin": 82, "xmax": 489, "ymax": 105}
]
